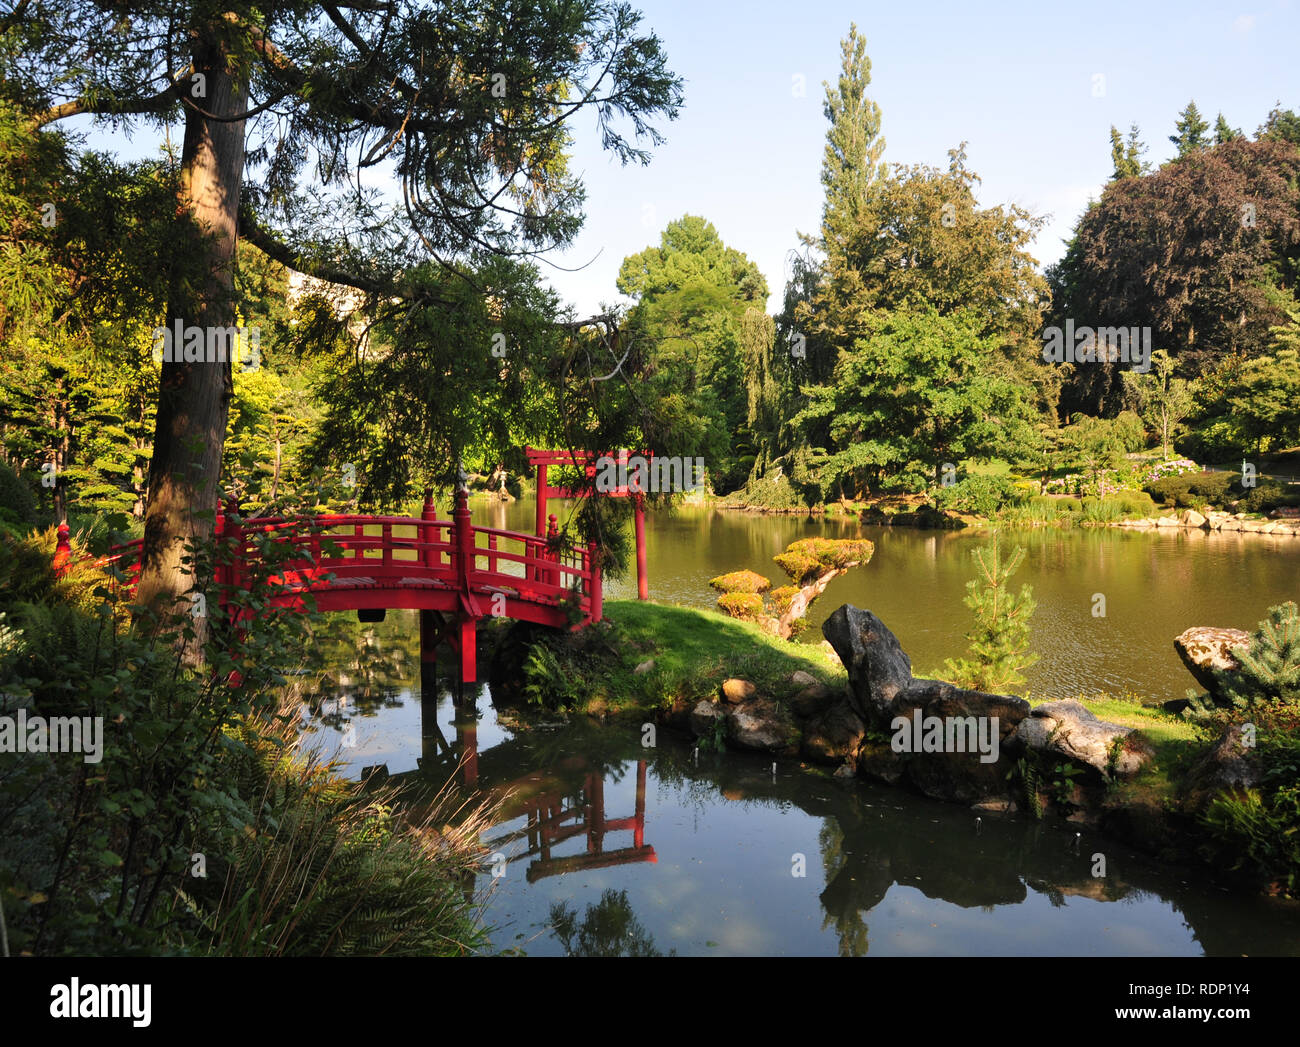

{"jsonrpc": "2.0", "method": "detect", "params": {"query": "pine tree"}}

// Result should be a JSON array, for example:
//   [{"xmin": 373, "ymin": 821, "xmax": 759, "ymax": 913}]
[
  {"xmin": 1109, "ymin": 123, "xmax": 1147, "ymax": 178},
  {"xmin": 1218, "ymin": 602, "xmax": 1300, "ymax": 707},
  {"xmin": 943, "ymin": 539, "xmax": 1039, "ymax": 693},
  {"xmin": 1213, "ymin": 113, "xmax": 1242, "ymax": 144},
  {"xmin": 1170, "ymin": 101, "xmax": 1211, "ymax": 156}
]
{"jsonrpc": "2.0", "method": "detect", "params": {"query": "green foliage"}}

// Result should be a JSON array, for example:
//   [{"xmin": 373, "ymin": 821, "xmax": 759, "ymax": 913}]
[
  {"xmin": 1122, "ymin": 350, "xmax": 1195, "ymax": 459},
  {"xmin": 1048, "ymin": 137, "xmax": 1300, "ymax": 415},
  {"xmin": 1236, "ymin": 480, "xmax": 1300, "ymax": 515},
  {"xmin": 1145, "ymin": 470, "xmax": 1234, "ymax": 508},
  {"xmin": 521, "ymin": 638, "xmax": 587, "ymax": 710},
  {"xmin": 942, "ymin": 538, "xmax": 1039, "ymax": 693},
  {"xmin": 716, "ymin": 592, "xmax": 764, "ymax": 621},
  {"xmin": 1200, "ymin": 706, "xmax": 1300, "ymax": 895},
  {"xmin": 1053, "ymin": 412, "xmax": 1144, "ymax": 489},
  {"xmin": 934, "ymin": 474, "xmax": 1024, "ymax": 517},
  {"xmin": 768, "ymin": 586, "xmax": 799, "ymax": 617},
  {"xmin": 708, "ymin": 570, "xmax": 771, "ymax": 594},
  {"xmin": 776, "ymin": 537, "xmax": 873, "ymax": 582},
  {"xmin": 1169, "ymin": 100, "xmax": 1211, "ymax": 157},
  {"xmin": 793, "ymin": 307, "xmax": 1035, "ymax": 498},
  {"xmin": 1109, "ymin": 123, "xmax": 1148, "ymax": 180},
  {"xmin": 617, "ymin": 215, "xmax": 770, "ymax": 493},
  {"xmin": 180, "ymin": 720, "xmax": 491, "ymax": 956},
  {"xmin": 0, "ymin": 460, "xmax": 38, "ymax": 530},
  {"xmin": 1217, "ymin": 602, "xmax": 1300, "ymax": 708},
  {"xmin": 0, "ymin": 497, "xmax": 490, "ymax": 955}
]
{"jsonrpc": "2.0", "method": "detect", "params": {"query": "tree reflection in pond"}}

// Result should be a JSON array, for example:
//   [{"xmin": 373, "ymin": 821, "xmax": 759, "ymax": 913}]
[{"xmin": 549, "ymin": 888, "xmax": 675, "ymax": 957}]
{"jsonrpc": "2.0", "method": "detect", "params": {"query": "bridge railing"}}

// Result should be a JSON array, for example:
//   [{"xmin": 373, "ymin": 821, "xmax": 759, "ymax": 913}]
[{"xmin": 70, "ymin": 490, "xmax": 602, "ymax": 623}]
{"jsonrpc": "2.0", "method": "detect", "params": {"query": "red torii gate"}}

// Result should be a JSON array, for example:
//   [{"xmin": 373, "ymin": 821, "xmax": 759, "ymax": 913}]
[{"xmin": 526, "ymin": 447, "xmax": 649, "ymax": 601}]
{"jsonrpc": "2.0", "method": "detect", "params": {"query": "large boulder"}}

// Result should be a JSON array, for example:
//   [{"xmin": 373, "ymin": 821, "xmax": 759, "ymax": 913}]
[
  {"xmin": 889, "ymin": 679, "xmax": 1030, "ymax": 804},
  {"xmin": 801, "ymin": 701, "xmax": 867, "ymax": 764},
  {"xmin": 789, "ymin": 682, "xmax": 836, "ymax": 719},
  {"xmin": 726, "ymin": 697, "xmax": 799, "ymax": 754},
  {"xmin": 1174, "ymin": 627, "xmax": 1250, "ymax": 698},
  {"xmin": 857, "ymin": 741, "xmax": 907, "ymax": 784},
  {"xmin": 822, "ymin": 606, "xmax": 914, "ymax": 725},
  {"xmin": 689, "ymin": 699, "xmax": 724, "ymax": 737},
  {"xmin": 1183, "ymin": 723, "xmax": 1262, "ymax": 803},
  {"xmin": 1014, "ymin": 699, "xmax": 1151, "ymax": 777}
]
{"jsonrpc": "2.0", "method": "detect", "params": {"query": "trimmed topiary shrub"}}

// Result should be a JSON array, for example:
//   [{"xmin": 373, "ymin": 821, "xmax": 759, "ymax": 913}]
[
  {"xmin": 716, "ymin": 592, "xmax": 764, "ymax": 621},
  {"xmin": 708, "ymin": 570, "xmax": 770, "ymax": 594}
]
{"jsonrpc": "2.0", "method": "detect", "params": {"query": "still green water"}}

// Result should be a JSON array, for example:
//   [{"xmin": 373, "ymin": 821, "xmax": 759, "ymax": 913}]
[{"xmin": 298, "ymin": 496, "xmax": 1300, "ymax": 956}]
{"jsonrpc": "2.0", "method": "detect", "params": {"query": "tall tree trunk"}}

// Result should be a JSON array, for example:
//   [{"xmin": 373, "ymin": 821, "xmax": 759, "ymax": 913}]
[{"xmin": 136, "ymin": 35, "xmax": 248, "ymax": 663}]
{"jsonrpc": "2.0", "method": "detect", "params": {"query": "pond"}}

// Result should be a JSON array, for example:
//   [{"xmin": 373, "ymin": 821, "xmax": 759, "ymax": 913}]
[{"xmin": 295, "ymin": 496, "xmax": 1300, "ymax": 955}]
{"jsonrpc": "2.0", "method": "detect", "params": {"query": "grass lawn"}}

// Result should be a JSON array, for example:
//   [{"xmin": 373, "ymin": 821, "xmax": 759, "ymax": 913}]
[{"xmin": 576, "ymin": 599, "xmax": 844, "ymax": 717}]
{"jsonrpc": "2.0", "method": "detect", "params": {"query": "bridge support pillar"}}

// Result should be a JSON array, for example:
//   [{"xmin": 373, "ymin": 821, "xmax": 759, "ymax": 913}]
[
  {"xmin": 459, "ymin": 617, "xmax": 477, "ymax": 683},
  {"xmin": 634, "ymin": 494, "xmax": 648, "ymax": 600},
  {"xmin": 420, "ymin": 609, "xmax": 439, "ymax": 665}
]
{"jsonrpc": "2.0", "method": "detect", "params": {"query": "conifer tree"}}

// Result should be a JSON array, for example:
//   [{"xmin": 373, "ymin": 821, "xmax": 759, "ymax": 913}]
[
  {"xmin": 943, "ymin": 539, "xmax": 1038, "ymax": 694},
  {"xmin": 1170, "ymin": 101, "xmax": 1211, "ymax": 156}
]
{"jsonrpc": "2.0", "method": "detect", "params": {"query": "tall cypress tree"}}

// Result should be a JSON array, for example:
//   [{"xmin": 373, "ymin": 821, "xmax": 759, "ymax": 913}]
[{"xmin": 818, "ymin": 23, "xmax": 886, "ymax": 263}]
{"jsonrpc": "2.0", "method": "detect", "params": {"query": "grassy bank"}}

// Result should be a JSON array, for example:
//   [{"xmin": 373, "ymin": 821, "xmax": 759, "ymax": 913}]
[{"xmin": 507, "ymin": 599, "xmax": 844, "ymax": 720}]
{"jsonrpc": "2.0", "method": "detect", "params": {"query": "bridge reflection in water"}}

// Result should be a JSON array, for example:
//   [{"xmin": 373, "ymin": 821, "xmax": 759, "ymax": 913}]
[{"xmin": 411, "ymin": 670, "xmax": 656, "ymax": 885}]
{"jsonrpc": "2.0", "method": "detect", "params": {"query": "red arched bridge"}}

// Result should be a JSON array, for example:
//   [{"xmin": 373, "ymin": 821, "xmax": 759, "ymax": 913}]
[{"xmin": 65, "ymin": 486, "xmax": 603, "ymax": 683}]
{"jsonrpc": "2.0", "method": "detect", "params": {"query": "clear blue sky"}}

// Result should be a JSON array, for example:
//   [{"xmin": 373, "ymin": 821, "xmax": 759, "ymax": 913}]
[
  {"xmin": 77, "ymin": 1, "xmax": 1300, "ymax": 317},
  {"xmin": 544, "ymin": 0, "xmax": 1300, "ymax": 315}
]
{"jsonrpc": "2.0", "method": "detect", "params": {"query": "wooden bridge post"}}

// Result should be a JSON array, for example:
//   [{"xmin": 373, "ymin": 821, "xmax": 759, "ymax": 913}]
[
  {"xmin": 453, "ymin": 487, "xmax": 477, "ymax": 682},
  {"xmin": 221, "ymin": 497, "xmax": 246, "ymax": 686},
  {"xmin": 52, "ymin": 523, "xmax": 71, "ymax": 578},
  {"xmin": 420, "ymin": 487, "xmax": 439, "ymax": 670},
  {"xmin": 545, "ymin": 514, "xmax": 559, "ymax": 591},
  {"xmin": 534, "ymin": 462, "xmax": 548, "ymax": 538},
  {"xmin": 587, "ymin": 540, "xmax": 602, "ymax": 622},
  {"xmin": 634, "ymin": 493, "xmax": 648, "ymax": 600},
  {"xmin": 222, "ymin": 496, "xmax": 243, "ymax": 607},
  {"xmin": 421, "ymin": 488, "xmax": 439, "ymax": 569}
]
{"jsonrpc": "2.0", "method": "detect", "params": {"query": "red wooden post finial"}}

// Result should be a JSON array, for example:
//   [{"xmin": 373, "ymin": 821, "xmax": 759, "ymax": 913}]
[{"xmin": 53, "ymin": 522, "xmax": 71, "ymax": 577}]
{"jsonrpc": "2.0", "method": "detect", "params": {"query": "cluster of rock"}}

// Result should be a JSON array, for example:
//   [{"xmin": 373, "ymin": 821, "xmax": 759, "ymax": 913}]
[
  {"xmin": 1116, "ymin": 508, "xmax": 1300, "ymax": 534},
  {"xmin": 679, "ymin": 604, "xmax": 1151, "ymax": 811}
]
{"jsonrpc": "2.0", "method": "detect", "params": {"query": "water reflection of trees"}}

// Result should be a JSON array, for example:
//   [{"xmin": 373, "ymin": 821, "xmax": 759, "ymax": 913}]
[
  {"xmin": 298, "ymin": 614, "xmax": 419, "ymax": 730},
  {"xmin": 549, "ymin": 889, "xmax": 674, "ymax": 957}
]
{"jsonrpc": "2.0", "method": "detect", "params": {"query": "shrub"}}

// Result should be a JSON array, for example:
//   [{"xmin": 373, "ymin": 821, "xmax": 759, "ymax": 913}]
[
  {"xmin": 942, "ymin": 538, "xmax": 1038, "ymax": 693},
  {"xmin": 773, "ymin": 537, "xmax": 873, "ymax": 584},
  {"xmin": 934, "ymin": 474, "xmax": 1024, "ymax": 517},
  {"xmin": 1236, "ymin": 480, "xmax": 1300, "ymax": 515},
  {"xmin": 708, "ymin": 570, "xmax": 770, "ymax": 594},
  {"xmin": 0, "ymin": 461, "xmax": 39, "ymax": 530},
  {"xmin": 768, "ymin": 585, "xmax": 799, "ymax": 616},
  {"xmin": 1145, "ymin": 470, "xmax": 1233, "ymax": 508},
  {"xmin": 717, "ymin": 592, "xmax": 764, "ymax": 620},
  {"xmin": 1200, "ymin": 705, "xmax": 1300, "ymax": 895}
]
